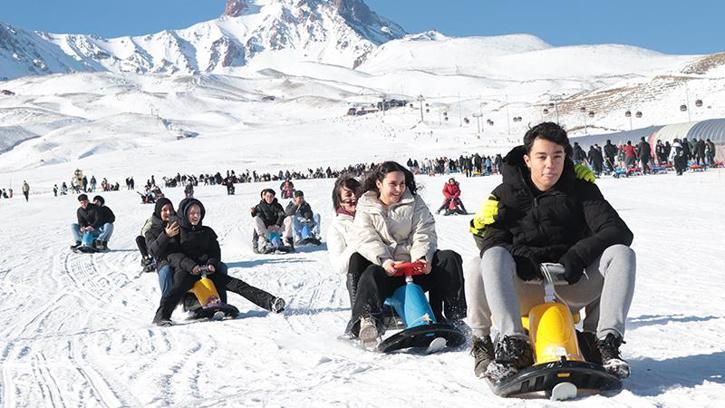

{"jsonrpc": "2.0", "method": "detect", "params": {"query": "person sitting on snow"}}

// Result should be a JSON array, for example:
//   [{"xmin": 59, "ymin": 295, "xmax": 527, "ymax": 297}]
[
  {"xmin": 251, "ymin": 188, "xmax": 291, "ymax": 253},
  {"xmin": 152, "ymin": 198, "xmax": 285, "ymax": 326},
  {"xmin": 284, "ymin": 190, "xmax": 321, "ymax": 246},
  {"xmin": 436, "ymin": 177, "xmax": 467, "ymax": 215},
  {"xmin": 467, "ymin": 122, "xmax": 636, "ymax": 384},
  {"xmin": 70, "ymin": 194, "xmax": 101, "ymax": 250},
  {"xmin": 347, "ymin": 161, "xmax": 467, "ymax": 349},
  {"xmin": 280, "ymin": 178, "xmax": 295, "ymax": 199},
  {"xmin": 91, "ymin": 195, "xmax": 115, "ymax": 250}
]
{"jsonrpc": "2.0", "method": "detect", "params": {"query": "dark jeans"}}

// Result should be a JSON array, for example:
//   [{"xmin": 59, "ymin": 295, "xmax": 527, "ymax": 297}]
[
  {"xmin": 347, "ymin": 250, "xmax": 466, "ymax": 336},
  {"xmin": 154, "ymin": 266, "xmax": 277, "ymax": 322}
]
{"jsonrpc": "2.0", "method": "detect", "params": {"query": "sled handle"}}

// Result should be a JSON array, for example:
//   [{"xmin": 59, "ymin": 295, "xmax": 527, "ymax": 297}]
[{"xmin": 391, "ymin": 261, "xmax": 427, "ymax": 278}]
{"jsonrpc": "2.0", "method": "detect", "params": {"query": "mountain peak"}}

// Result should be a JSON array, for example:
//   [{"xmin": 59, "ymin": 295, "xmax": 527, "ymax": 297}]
[{"xmin": 224, "ymin": 0, "xmax": 250, "ymax": 17}]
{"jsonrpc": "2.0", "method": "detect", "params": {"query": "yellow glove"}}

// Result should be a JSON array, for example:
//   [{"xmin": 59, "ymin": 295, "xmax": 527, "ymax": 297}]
[
  {"xmin": 573, "ymin": 163, "xmax": 596, "ymax": 183},
  {"xmin": 469, "ymin": 194, "xmax": 500, "ymax": 236}
]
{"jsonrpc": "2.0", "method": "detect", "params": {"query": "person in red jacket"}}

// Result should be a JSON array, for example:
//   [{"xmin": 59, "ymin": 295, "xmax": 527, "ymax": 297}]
[
  {"xmin": 437, "ymin": 177, "xmax": 468, "ymax": 215},
  {"xmin": 622, "ymin": 141, "xmax": 637, "ymax": 168}
]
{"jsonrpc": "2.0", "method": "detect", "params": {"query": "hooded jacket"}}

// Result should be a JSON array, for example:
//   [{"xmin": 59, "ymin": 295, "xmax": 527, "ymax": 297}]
[
  {"xmin": 480, "ymin": 146, "xmax": 633, "ymax": 270},
  {"xmin": 167, "ymin": 198, "xmax": 222, "ymax": 274},
  {"xmin": 144, "ymin": 197, "xmax": 178, "ymax": 267},
  {"xmin": 351, "ymin": 190, "xmax": 437, "ymax": 265}
]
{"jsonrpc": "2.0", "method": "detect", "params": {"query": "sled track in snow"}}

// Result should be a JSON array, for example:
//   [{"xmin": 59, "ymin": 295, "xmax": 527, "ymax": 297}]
[
  {"xmin": 31, "ymin": 353, "xmax": 68, "ymax": 408},
  {"xmin": 67, "ymin": 339, "xmax": 138, "ymax": 408}
]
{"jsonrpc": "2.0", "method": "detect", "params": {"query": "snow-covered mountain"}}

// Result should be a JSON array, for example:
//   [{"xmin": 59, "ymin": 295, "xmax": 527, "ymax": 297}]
[
  {"xmin": 0, "ymin": 0, "xmax": 405, "ymax": 80},
  {"xmin": 3, "ymin": 0, "xmax": 725, "ymax": 173}
]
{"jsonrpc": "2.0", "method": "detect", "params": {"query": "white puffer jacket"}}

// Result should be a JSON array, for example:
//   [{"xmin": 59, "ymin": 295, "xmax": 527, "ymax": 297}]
[
  {"xmin": 327, "ymin": 212, "xmax": 356, "ymax": 275},
  {"xmin": 351, "ymin": 190, "xmax": 437, "ymax": 265}
]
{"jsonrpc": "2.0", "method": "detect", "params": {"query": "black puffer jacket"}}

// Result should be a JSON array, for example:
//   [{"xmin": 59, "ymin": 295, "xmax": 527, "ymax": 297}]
[
  {"xmin": 96, "ymin": 205, "xmax": 116, "ymax": 225},
  {"xmin": 77, "ymin": 204, "xmax": 101, "ymax": 229},
  {"xmin": 167, "ymin": 198, "xmax": 221, "ymax": 274},
  {"xmin": 144, "ymin": 197, "xmax": 178, "ymax": 266},
  {"xmin": 285, "ymin": 200, "xmax": 314, "ymax": 220},
  {"xmin": 481, "ymin": 146, "xmax": 633, "ymax": 269},
  {"xmin": 251, "ymin": 198, "xmax": 286, "ymax": 227}
]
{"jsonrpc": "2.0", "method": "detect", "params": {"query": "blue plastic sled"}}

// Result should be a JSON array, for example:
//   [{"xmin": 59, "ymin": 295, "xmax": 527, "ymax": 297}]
[{"xmin": 377, "ymin": 263, "xmax": 465, "ymax": 353}]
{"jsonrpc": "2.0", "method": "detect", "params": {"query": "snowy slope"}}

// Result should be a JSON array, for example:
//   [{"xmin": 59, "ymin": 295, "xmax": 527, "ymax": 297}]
[{"xmin": 0, "ymin": 158, "xmax": 723, "ymax": 407}]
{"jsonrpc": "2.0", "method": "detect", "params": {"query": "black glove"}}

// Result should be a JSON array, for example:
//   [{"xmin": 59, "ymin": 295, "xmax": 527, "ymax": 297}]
[
  {"xmin": 559, "ymin": 251, "xmax": 585, "ymax": 285},
  {"xmin": 513, "ymin": 256, "xmax": 541, "ymax": 281}
]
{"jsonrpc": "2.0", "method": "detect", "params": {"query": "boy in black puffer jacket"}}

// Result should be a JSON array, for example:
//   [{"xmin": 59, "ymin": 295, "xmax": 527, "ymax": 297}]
[
  {"xmin": 153, "ymin": 198, "xmax": 285, "ymax": 326},
  {"xmin": 468, "ymin": 122, "xmax": 636, "ymax": 384}
]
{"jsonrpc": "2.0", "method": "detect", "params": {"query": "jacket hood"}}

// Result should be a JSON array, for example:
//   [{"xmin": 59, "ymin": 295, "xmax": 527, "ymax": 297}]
[
  {"xmin": 501, "ymin": 145, "xmax": 576, "ymax": 191},
  {"xmin": 178, "ymin": 198, "xmax": 206, "ymax": 229},
  {"xmin": 153, "ymin": 197, "xmax": 173, "ymax": 219}
]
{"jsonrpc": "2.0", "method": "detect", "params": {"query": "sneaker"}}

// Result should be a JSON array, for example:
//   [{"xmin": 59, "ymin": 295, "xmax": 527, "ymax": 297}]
[
  {"xmin": 358, "ymin": 316, "xmax": 380, "ymax": 350},
  {"xmin": 270, "ymin": 297, "xmax": 286, "ymax": 313},
  {"xmin": 70, "ymin": 241, "xmax": 82, "ymax": 250},
  {"xmin": 596, "ymin": 333, "xmax": 630, "ymax": 379},
  {"xmin": 484, "ymin": 336, "xmax": 534, "ymax": 384},
  {"xmin": 471, "ymin": 335, "xmax": 495, "ymax": 378}
]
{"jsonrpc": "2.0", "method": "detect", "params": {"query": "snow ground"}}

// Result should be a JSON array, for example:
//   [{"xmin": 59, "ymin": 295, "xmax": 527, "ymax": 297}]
[{"xmin": 0, "ymin": 164, "xmax": 723, "ymax": 407}]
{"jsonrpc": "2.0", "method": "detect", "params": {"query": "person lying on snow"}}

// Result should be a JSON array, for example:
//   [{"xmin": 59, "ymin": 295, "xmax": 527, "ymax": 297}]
[{"xmin": 153, "ymin": 198, "xmax": 285, "ymax": 326}]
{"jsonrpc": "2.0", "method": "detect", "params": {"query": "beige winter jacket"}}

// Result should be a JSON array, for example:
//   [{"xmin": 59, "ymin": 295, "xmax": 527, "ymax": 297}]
[{"xmin": 351, "ymin": 190, "xmax": 437, "ymax": 266}]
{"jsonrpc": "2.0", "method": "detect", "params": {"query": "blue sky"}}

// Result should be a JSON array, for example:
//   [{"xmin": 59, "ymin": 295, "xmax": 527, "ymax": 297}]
[{"xmin": 2, "ymin": 0, "xmax": 722, "ymax": 55}]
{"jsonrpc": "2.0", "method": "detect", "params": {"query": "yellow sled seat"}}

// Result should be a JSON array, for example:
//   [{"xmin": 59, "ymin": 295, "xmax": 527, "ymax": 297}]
[
  {"xmin": 525, "ymin": 303, "xmax": 584, "ymax": 364},
  {"xmin": 190, "ymin": 276, "xmax": 220, "ymax": 308}
]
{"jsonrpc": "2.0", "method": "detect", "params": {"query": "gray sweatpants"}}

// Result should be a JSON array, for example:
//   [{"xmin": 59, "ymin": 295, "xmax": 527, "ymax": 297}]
[{"xmin": 466, "ymin": 245, "xmax": 636, "ymax": 340}]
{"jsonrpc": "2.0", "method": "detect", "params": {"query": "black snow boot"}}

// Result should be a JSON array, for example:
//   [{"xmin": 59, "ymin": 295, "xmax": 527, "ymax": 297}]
[
  {"xmin": 484, "ymin": 336, "xmax": 534, "ymax": 384},
  {"xmin": 471, "ymin": 335, "xmax": 495, "ymax": 378},
  {"xmin": 596, "ymin": 333, "xmax": 630, "ymax": 379},
  {"xmin": 70, "ymin": 241, "xmax": 82, "ymax": 250}
]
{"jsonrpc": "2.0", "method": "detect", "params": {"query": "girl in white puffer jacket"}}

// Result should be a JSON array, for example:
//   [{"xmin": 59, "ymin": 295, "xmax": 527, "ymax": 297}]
[{"xmin": 346, "ymin": 161, "xmax": 467, "ymax": 349}]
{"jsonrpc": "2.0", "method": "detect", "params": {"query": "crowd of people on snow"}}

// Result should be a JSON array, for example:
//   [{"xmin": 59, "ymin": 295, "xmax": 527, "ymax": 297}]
[
  {"xmin": 25, "ymin": 135, "xmax": 717, "ymax": 206},
  {"xmin": 58, "ymin": 121, "xmax": 646, "ymax": 391},
  {"xmin": 50, "ymin": 169, "xmax": 124, "ymax": 198},
  {"xmin": 571, "ymin": 137, "xmax": 719, "ymax": 177}
]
